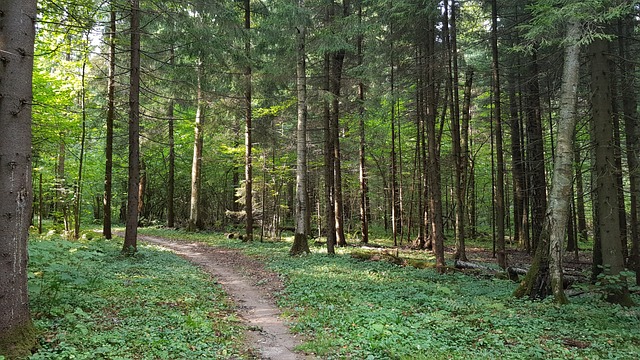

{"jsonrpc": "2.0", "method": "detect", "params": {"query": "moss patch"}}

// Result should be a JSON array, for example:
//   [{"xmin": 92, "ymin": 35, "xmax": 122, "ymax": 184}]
[{"xmin": 0, "ymin": 320, "xmax": 37, "ymax": 359}]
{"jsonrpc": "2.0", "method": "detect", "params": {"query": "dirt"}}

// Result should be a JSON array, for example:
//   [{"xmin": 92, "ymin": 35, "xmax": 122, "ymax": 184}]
[{"xmin": 136, "ymin": 235, "xmax": 312, "ymax": 360}]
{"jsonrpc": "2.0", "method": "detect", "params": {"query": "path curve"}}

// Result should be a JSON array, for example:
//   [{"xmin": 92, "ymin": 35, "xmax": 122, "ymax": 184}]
[{"xmin": 137, "ymin": 235, "xmax": 310, "ymax": 360}]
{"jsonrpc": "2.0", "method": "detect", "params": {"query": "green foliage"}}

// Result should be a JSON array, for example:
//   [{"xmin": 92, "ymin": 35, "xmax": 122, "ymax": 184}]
[
  {"xmin": 137, "ymin": 229, "xmax": 640, "ymax": 360},
  {"xmin": 28, "ymin": 234, "xmax": 249, "ymax": 359}
]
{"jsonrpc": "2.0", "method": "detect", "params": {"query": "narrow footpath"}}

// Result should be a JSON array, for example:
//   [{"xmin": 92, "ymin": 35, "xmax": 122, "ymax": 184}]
[{"xmin": 137, "ymin": 235, "xmax": 311, "ymax": 360}]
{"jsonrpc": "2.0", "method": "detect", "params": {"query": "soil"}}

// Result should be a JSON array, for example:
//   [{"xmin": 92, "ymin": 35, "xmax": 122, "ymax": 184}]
[{"xmin": 136, "ymin": 235, "xmax": 312, "ymax": 360}]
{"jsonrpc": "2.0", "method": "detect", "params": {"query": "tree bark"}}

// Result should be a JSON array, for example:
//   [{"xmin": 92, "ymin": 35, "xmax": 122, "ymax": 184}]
[
  {"xmin": 525, "ymin": 51, "xmax": 547, "ymax": 252},
  {"xmin": 124, "ymin": 0, "xmax": 141, "ymax": 254},
  {"xmin": 167, "ymin": 47, "xmax": 175, "ymax": 228},
  {"xmin": 188, "ymin": 62, "xmax": 204, "ymax": 232},
  {"xmin": 491, "ymin": 0, "xmax": 507, "ymax": 269},
  {"xmin": 357, "ymin": 0, "xmax": 369, "ymax": 244},
  {"xmin": 291, "ymin": 0, "xmax": 310, "ymax": 256},
  {"xmin": 244, "ymin": 0, "xmax": 254, "ymax": 241},
  {"xmin": 589, "ymin": 38, "xmax": 634, "ymax": 306},
  {"xmin": 0, "ymin": 0, "xmax": 38, "ymax": 356},
  {"xmin": 103, "ymin": 7, "xmax": 116, "ymax": 239},
  {"xmin": 619, "ymin": 15, "xmax": 640, "ymax": 285},
  {"xmin": 74, "ymin": 59, "xmax": 87, "ymax": 240}
]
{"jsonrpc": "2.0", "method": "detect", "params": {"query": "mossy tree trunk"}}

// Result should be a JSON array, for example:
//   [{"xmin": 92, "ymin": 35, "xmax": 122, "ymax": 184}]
[{"xmin": 0, "ymin": 0, "xmax": 38, "ymax": 356}]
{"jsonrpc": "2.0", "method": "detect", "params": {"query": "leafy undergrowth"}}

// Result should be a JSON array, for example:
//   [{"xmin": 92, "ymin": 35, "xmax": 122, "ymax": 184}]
[
  {"xmin": 138, "ymin": 228, "xmax": 640, "ymax": 360},
  {"xmin": 27, "ymin": 233, "xmax": 250, "ymax": 359}
]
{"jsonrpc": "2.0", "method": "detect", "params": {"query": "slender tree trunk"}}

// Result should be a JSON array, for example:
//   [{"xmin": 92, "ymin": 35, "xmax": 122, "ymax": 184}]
[
  {"xmin": 515, "ymin": 20, "xmax": 580, "ymax": 303},
  {"xmin": 74, "ymin": 59, "xmax": 88, "ymax": 240},
  {"xmin": 291, "ymin": 0, "xmax": 310, "ymax": 255},
  {"xmin": 324, "ymin": 43, "xmax": 336, "ymax": 253},
  {"xmin": 123, "ymin": 0, "xmax": 141, "ymax": 254},
  {"xmin": 425, "ymin": 19, "xmax": 445, "ymax": 269},
  {"xmin": 525, "ymin": 52, "xmax": 547, "ymax": 251},
  {"xmin": 491, "ymin": 0, "xmax": 507, "ymax": 269},
  {"xmin": 244, "ymin": 0, "xmax": 254, "ymax": 241},
  {"xmin": 357, "ymin": 0, "xmax": 369, "ymax": 244},
  {"xmin": 0, "ymin": 1, "xmax": 37, "ymax": 355},
  {"xmin": 167, "ymin": 47, "xmax": 175, "ymax": 228},
  {"xmin": 188, "ymin": 62, "xmax": 204, "ymax": 232},
  {"xmin": 445, "ymin": 1, "xmax": 466, "ymax": 260},
  {"xmin": 103, "ymin": 8, "xmax": 116, "ymax": 239},
  {"xmin": 332, "ymin": 49, "xmax": 346, "ymax": 246},
  {"xmin": 574, "ymin": 145, "xmax": 588, "ymax": 242},
  {"xmin": 589, "ymin": 38, "xmax": 634, "ymax": 306}
]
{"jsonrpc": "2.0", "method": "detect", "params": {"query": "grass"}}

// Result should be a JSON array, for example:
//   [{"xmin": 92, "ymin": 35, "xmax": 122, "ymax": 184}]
[
  {"xmin": 27, "ymin": 231, "xmax": 251, "ymax": 359},
  {"xmin": 138, "ymin": 228, "xmax": 640, "ymax": 360}
]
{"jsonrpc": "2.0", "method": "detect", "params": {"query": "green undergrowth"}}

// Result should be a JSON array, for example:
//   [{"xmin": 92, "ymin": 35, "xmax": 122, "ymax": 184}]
[
  {"xmin": 27, "ymin": 233, "xmax": 249, "ymax": 359},
  {"xmin": 138, "ymin": 228, "xmax": 640, "ymax": 359}
]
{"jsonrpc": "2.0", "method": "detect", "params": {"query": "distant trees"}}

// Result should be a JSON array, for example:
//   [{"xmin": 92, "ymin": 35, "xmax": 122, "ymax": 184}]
[
  {"xmin": 0, "ymin": 0, "xmax": 38, "ymax": 357},
  {"xmin": 22, "ymin": 0, "xmax": 640, "ymax": 303}
]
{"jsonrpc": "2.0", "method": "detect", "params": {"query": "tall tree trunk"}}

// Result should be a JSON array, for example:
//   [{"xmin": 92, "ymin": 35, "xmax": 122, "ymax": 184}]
[
  {"xmin": 103, "ymin": 8, "xmax": 116, "ymax": 239},
  {"xmin": 491, "ymin": 0, "xmax": 507, "ymax": 269},
  {"xmin": 446, "ymin": 1, "xmax": 466, "ymax": 261},
  {"xmin": 589, "ymin": 38, "xmax": 634, "ymax": 306},
  {"xmin": 390, "ymin": 44, "xmax": 399, "ymax": 246},
  {"xmin": 525, "ymin": 51, "xmax": 547, "ymax": 251},
  {"xmin": 244, "ymin": 0, "xmax": 254, "ymax": 241},
  {"xmin": 167, "ymin": 47, "xmax": 175, "ymax": 228},
  {"xmin": 357, "ymin": 0, "xmax": 369, "ymax": 244},
  {"xmin": 74, "ymin": 60, "xmax": 87, "ymax": 240},
  {"xmin": 123, "ymin": 0, "xmax": 141, "ymax": 254},
  {"xmin": 324, "ymin": 21, "xmax": 336, "ymax": 254},
  {"xmin": 332, "ymin": 49, "xmax": 346, "ymax": 247},
  {"xmin": 188, "ymin": 62, "xmax": 204, "ymax": 232},
  {"xmin": 425, "ymin": 20, "xmax": 445, "ymax": 270},
  {"xmin": 291, "ymin": 0, "xmax": 310, "ymax": 255},
  {"xmin": 515, "ymin": 20, "xmax": 580, "ymax": 303},
  {"xmin": 0, "ymin": 0, "xmax": 38, "ymax": 356},
  {"xmin": 620, "ymin": 16, "xmax": 640, "ymax": 285}
]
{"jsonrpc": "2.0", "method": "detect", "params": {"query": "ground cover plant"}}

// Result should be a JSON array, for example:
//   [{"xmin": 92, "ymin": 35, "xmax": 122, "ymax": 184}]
[
  {"xmin": 138, "ymin": 228, "xmax": 640, "ymax": 360},
  {"xmin": 25, "ymin": 232, "xmax": 249, "ymax": 359}
]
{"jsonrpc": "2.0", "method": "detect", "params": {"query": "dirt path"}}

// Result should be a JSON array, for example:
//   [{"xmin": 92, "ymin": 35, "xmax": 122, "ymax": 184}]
[{"xmin": 137, "ymin": 235, "xmax": 310, "ymax": 360}]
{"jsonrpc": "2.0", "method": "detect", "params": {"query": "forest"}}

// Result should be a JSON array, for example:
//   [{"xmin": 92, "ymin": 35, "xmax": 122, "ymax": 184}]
[{"xmin": 1, "ymin": 0, "xmax": 640, "ymax": 358}]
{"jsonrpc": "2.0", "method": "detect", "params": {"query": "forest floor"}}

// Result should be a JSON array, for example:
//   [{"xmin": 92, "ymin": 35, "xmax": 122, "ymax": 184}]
[{"xmin": 137, "ymin": 234, "xmax": 312, "ymax": 360}]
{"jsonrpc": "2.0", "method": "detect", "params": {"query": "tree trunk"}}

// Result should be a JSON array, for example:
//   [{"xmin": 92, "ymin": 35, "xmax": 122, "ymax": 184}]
[
  {"xmin": 574, "ymin": 144, "xmax": 588, "ymax": 242},
  {"xmin": 74, "ymin": 59, "xmax": 87, "ymax": 240},
  {"xmin": 619, "ymin": 15, "xmax": 640, "ymax": 285},
  {"xmin": 291, "ymin": 0, "xmax": 310, "ymax": 256},
  {"xmin": 446, "ymin": 1, "xmax": 466, "ymax": 261},
  {"xmin": 525, "ymin": 51, "xmax": 547, "ymax": 252},
  {"xmin": 188, "ymin": 62, "xmax": 204, "ymax": 232},
  {"xmin": 0, "ymin": 1, "xmax": 38, "ymax": 356},
  {"xmin": 103, "ymin": 7, "xmax": 116, "ymax": 239},
  {"xmin": 357, "ymin": 0, "xmax": 369, "ymax": 244},
  {"xmin": 324, "ymin": 44, "xmax": 336, "ymax": 253},
  {"xmin": 491, "ymin": 0, "xmax": 507, "ymax": 269},
  {"xmin": 123, "ymin": 0, "xmax": 141, "ymax": 254},
  {"xmin": 167, "ymin": 47, "xmax": 175, "ymax": 228},
  {"xmin": 332, "ymin": 49, "xmax": 346, "ymax": 247},
  {"xmin": 244, "ymin": 0, "xmax": 253, "ymax": 242},
  {"xmin": 462, "ymin": 69, "xmax": 474, "ymax": 239},
  {"xmin": 424, "ymin": 20, "xmax": 445, "ymax": 269},
  {"xmin": 515, "ymin": 20, "xmax": 580, "ymax": 303},
  {"xmin": 589, "ymin": 38, "xmax": 634, "ymax": 306}
]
